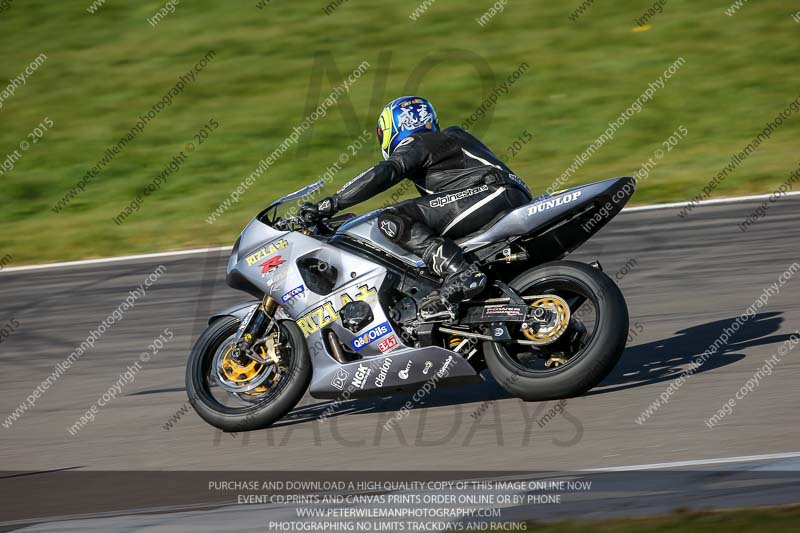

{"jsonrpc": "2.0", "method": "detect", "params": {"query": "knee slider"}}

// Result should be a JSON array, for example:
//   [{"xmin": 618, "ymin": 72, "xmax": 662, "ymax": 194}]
[{"xmin": 378, "ymin": 210, "xmax": 410, "ymax": 242}]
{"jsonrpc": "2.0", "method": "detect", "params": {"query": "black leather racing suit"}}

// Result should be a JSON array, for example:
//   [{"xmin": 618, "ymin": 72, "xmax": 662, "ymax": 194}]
[{"xmin": 330, "ymin": 126, "xmax": 532, "ymax": 278}]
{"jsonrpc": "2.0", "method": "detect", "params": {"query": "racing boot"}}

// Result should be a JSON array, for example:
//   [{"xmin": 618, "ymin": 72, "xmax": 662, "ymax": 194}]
[{"xmin": 420, "ymin": 240, "xmax": 487, "ymax": 317}]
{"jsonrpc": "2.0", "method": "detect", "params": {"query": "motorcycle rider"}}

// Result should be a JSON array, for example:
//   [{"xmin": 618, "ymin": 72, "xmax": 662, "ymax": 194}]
[{"xmin": 300, "ymin": 96, "xmax": 532, "ymax": 306}]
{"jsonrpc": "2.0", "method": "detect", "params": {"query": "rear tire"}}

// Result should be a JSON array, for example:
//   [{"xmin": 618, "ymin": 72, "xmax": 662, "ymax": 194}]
[
  {"xmin": 484, "ymin": 261, "xmax": 628, "ymax": 401},
  {"xmin": 185, "ymin": 317, "xmax": 311, "ymax": 432}
]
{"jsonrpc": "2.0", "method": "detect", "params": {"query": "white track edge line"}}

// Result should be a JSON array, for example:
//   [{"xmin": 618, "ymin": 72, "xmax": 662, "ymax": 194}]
[
  {"xmin": 0, "ymin": 246, "xmax": 231, "ymax": 273},
  {"xmin": 584, "ymin": 451, "xmax": 800, "ymax": 472},
  {"xmin": 622, "ymin": 190, "xmax": 800, "ymax": 213},
  {"xmin": 3, "ymin": 191, "xmax": 799, "ymax": 273}
]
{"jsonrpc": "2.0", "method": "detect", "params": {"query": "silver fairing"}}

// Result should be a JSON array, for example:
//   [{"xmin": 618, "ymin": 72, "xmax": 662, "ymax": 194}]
[
  {"xmin": 228, "ymin": 217, "xmax": 478, "ymax": 398},
  {"xmin": 335, "ymin": 211, "xmax": 425, "ymax": 268},
  {"xmin": 457, "ymin": 177, "xmax": 634, "ymax": 252}
]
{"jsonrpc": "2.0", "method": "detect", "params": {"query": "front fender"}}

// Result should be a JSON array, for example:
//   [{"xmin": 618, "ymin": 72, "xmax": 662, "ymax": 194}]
[
  {"xmin": 207, "ymin": 300, "xmax": 259, "ymax": 325},
  {"xmin": 208, "ymin": 300, "xmax": 291, "ymax": 325}
]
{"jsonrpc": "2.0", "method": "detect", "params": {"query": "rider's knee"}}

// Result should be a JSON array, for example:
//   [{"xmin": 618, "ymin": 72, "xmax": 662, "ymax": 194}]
[{"xmin": 377, "ymin": 210, "xmax": 410, "ymax": 242}]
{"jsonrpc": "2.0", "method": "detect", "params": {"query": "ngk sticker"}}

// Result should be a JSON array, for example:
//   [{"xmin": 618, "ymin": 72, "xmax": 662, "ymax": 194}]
[{"xmin": 350, "ymin": 364, "xmax": 372, "ymax": 389}]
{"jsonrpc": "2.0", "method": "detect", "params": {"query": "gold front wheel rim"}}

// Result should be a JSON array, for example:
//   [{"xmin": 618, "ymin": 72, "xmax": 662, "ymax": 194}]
[{"xmin": 221, "ymin": 346, "xmax": 265, "ymax": 383}]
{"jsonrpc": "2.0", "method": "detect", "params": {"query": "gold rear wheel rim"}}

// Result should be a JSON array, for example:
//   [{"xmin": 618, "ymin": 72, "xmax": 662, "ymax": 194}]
[{"xmin": 523, "ymin": 296, "xmax": 571, "ymax": 345}]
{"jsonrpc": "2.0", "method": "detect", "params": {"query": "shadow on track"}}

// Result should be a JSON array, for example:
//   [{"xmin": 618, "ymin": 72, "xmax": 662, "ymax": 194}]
[
  {"xmin": 593, "ymin": 311, "xmax": 790, "ymax": 395},
  {"xmin": 271, "ymin": 371, "xmax": 509, "ymax": 430},
  {"xmin": 271, "ymin": 312, "xmax": 790, "ymax": 428}
]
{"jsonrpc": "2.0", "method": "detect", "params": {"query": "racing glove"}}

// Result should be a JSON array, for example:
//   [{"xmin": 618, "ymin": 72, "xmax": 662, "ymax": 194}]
[{"xmin": 299, "ymin": 197, "xmax": 336, "ymax": 225}]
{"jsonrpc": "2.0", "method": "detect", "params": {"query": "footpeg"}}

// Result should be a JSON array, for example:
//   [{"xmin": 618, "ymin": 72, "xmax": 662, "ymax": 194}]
[{"xmin": 419, "ymin": 297, "xmax": 457, "ymax": 321}]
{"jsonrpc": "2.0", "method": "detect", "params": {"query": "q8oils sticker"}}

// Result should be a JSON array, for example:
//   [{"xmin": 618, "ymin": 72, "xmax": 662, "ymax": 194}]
[
  {"xmin": 297, "ymin": 284, "xmax": 377, "ymax": 337},
  {"xmin": 351, "ymin": 322, "xmax": 392, "ymax": 352}
]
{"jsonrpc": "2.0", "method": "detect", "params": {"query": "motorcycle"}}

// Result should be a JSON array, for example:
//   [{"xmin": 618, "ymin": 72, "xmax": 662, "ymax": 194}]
[{"xmin": 186, "ymin": 177, "xmax": 635, "ymax": 431}]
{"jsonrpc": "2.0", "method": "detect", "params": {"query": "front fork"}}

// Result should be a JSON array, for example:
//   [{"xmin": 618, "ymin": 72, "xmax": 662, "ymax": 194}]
[{"xmin": 231, "ymin": 295, "xmax": 279, "ymax": 363}]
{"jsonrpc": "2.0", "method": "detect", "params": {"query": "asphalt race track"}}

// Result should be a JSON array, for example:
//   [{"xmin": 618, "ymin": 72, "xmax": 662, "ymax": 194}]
[{"xmin": 1, "ymin": 195, "xmax": 799, "ymax": 529}]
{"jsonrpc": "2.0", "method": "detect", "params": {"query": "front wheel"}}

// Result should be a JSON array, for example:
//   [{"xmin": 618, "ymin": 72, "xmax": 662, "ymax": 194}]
[
  {"xmin": 484, "ymin": 260, "xmax": 628, "ymax": 401},
  {"xmin": 185, "ymin": 317, "xmax": 311, "ymax": 432}
]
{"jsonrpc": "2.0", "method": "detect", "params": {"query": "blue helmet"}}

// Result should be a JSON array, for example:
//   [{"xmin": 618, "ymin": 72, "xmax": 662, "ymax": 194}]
[{"xmin": 377, "ymin": 96, "xmax": 439, "ymax": 159}]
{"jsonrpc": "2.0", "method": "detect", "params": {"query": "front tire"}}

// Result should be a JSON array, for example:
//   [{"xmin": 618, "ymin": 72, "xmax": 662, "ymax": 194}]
[
  {"xmin": 484, "ymin": 261, "xmax": 628, "ymax": 401},
  {"xmin": 185, "ymin": 317, "xmax": 311, "ymax": 432}
]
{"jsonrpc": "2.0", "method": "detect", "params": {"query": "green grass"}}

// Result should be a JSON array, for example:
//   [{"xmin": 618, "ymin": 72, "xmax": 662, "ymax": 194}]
[
  {"xmin": 468, "ymin": 504, "xmax": 800, "ymax": 532},
  {"xmin": 1, "ymin": 0, "xmax": 798, "ymax": 264}
]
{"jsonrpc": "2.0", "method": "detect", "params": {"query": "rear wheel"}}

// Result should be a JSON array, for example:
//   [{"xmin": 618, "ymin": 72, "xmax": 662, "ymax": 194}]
[
  {"xmin": 484, "ymin": 261, "xmax": 628, "ymax": 401},
  {"xmin": 185, "ymin": 317, "xmax": 311, "ymax": 432}
]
